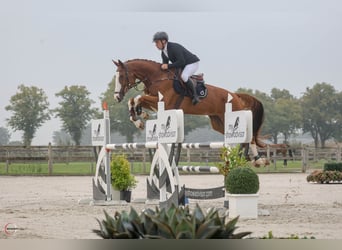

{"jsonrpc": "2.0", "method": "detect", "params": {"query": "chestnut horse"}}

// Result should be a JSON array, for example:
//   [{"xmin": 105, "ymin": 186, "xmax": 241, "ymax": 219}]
[
  {"xmin": 268, "ymin": 143, "xmax": 294, "ymax": 166},
  {"xmin": 112, "ymin": 59, "xmax": 268, "ymax": 166}
]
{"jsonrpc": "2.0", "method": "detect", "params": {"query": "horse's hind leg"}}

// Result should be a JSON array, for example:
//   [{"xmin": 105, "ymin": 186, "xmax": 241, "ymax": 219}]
[
  {"xmin": 250, "ymin": 140, "xmax": 269, "ymax": 167},
  {"xmin": 240, "ymin": 143, "xmax": 251, "ymax": 161},
  {"xmin": 208, "ymin": 115, "xmax": 224, "ymax": 134}
]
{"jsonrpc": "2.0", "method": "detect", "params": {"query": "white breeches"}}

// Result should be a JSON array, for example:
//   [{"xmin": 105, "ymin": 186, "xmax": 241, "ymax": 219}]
[{"xmin": 181, "ymin": 62, "xmax": 199, "ymax": 82}]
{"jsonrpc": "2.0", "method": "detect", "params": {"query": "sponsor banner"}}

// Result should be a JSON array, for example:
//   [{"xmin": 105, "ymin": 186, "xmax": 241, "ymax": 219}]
[
  {"xmin": 225, "ymin": 110, "xmax": 252, "ymax": 144},
  {"xmin": 157, "ymin": 110, "xmax": 184, "ymax": 143}
]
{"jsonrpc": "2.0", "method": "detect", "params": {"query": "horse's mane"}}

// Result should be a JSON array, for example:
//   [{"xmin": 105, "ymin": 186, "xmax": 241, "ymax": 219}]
[{"xmin": 126, "ymin": 58, "xmax": 161, "ymax": 66}]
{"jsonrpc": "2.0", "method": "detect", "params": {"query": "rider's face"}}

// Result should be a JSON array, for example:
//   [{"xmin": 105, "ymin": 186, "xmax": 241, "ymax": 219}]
[{"xmin": 155, "ymin": 40, "xmax": 165, "ymax": 50}]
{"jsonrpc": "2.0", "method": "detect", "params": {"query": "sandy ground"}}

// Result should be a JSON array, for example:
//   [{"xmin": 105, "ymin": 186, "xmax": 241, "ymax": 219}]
[{"xmin": 0, "ymin": 173, "xmax": 341, "ymax": 239}]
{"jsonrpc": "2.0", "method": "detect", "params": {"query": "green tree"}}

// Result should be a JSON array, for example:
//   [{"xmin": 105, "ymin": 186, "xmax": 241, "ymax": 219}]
[
  {"xmin": 332, "ymin": 91, "xmax": 342, "ymax": 142},
  {"xmin": 0, "ymin": 127, "xmax": 11, "ymax": 145},
  {"xmin": 301, "ymin": 82, "xmax": 341, "ymax": 148},
  {"xmin": 5, "ymin": 84, "xmax": 50, "ymax": 146},
  {"xmin": 184, "ymin": 115, "xmax": 210, "ymax": 136},
  {"xmin": 52, "ymin": 130, "xmax": 73, "ymax": 146},
  {"xmin": 268, "ymin": 88, "xmax": 301, "ymax": 143},
  {"xmin": 54, "ymin": 85, "xmax": 98, "ymax": 145}
]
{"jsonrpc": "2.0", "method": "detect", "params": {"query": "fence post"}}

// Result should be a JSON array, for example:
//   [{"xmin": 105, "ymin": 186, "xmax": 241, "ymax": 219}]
[
  {"xmin": 142, "ymin": 148, "xmax": 147, "ymax": 174},
  {"xmin": 187, "ymin": 148, "xmax": 191, "ymax": 163},
  {"xmin": 337, "ymin": 146, "xmax": 341, "ymax": 162},
  {"xmin": 273, "ymin": 148, "xmax": 277, "ymax": 170},
  {"xmin": 48, "ymin": 142, "xmax": 53, "ymax": 175},
  {"xmin": 6, "ymin": 150, "xmax": 9, "ymax": 174},
  {"xmin": 301, "ymin": 146, "xmax": 307, "ymax": 173}
]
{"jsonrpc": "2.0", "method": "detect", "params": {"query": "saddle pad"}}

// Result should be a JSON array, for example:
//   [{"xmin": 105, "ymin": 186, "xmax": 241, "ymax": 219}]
[{"xmin": 173, "ymin": 80, "xmax": 208, "ymax": 99}]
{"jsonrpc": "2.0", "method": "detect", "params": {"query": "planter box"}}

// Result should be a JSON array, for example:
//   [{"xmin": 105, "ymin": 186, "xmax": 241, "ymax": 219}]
[
  {"xmin": 227, "ymin": 193, "xmax": 259, "ymax": 219},
  {"xmin": 111, "ymin": 187, "xmax": 121, "ymax": 201},
  {"xmin": 120, "ymin": 190, "xmax": 132, "ymax": 202}
]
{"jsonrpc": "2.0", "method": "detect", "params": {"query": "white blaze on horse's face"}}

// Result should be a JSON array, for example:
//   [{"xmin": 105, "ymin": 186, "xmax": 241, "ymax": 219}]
[{"xmin": 114, "ymin": 72, "xmax": 122, "ymax": 102}]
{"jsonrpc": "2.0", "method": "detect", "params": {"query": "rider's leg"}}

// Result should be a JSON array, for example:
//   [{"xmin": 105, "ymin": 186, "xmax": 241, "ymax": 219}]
[
  {"xmin": 185, "ymin": 79, "xmax": 200, "ymax": 105},
  {"xmin": 181, "ymin": 62, "xmax": 200, "ymax": 105}
]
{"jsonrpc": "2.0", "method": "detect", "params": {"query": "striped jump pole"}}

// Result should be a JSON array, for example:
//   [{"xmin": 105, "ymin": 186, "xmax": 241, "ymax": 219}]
[
  {"xmin": 177, "ymin": 165, "xmax": 220, "ymax": 174},
  {"xmin": 104, "ymin": 142, "xmax": 226, "ymax": 150}
]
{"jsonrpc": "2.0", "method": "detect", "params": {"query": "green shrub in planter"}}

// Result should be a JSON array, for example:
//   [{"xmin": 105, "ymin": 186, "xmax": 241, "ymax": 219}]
[
  {"xmin": 110, "ymin": 154, "xmax": 137, "ymax": 191},
  {"xmin": 225, "ymin": 167, "xmax": 259, "ymax": 194}
]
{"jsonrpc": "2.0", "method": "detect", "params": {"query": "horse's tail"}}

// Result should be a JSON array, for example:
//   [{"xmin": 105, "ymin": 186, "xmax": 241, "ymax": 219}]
[{"xmin": 237, "ymin": 93, "xmax": 266, "ymax": 148}]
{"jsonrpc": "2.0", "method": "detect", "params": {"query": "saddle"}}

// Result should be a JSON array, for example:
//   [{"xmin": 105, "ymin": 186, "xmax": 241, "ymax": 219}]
[{"xmin": 173, "ymin": 73, "xmax": 208, "ymax": 99}]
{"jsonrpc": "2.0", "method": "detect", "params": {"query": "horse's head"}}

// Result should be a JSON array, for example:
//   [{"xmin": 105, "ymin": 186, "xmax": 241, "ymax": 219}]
[{"xmin": 112, "ymin": 59, "xmax": 138, "ymax": 102}]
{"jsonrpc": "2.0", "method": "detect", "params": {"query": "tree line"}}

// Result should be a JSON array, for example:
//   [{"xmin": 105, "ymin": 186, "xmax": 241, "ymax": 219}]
[{"xmin": 1, "ymin": 79, "xmax": 341, "ymax": 148}]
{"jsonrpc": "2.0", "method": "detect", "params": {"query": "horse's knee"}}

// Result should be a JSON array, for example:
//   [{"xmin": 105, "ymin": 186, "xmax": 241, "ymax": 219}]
[
  {"xmin": 130, "ymin": 116, "xmax": 144, "ymax": 129},
  {"xmin": 140, "ymin": 111, "xmax": 149, "ymax": 120}
]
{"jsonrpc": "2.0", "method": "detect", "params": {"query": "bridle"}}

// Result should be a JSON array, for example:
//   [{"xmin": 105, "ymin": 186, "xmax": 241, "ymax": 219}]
[{"xmin": 122, "ymin": 63, "xmax": 147, "ymax": 91}]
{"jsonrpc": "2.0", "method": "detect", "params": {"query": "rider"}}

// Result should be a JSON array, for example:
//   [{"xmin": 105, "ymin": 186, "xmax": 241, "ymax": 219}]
[{"xmin": 153, "ymin": 31, "xmax": 200, "ymax": 105}]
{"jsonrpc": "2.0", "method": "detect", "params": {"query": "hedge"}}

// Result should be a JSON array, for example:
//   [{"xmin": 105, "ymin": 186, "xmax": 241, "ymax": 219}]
[
  {"xmin": 307, "ymin": 170, "xmax": 342, "ymax": 184},
  {"xmin": 323, "ymin": 162, "xmax": 342, "ymax": 172}
]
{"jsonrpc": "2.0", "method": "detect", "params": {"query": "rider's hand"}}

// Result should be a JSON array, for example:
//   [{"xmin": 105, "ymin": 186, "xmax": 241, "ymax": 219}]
[{"xmin": 161, "ymin": 64, "xmax": 168, "ymax": 70}]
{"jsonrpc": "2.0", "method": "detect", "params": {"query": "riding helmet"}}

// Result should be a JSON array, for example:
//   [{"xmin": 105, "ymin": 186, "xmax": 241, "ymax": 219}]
[{"xmin": 153, "ymin": 31, "xmax": 169, "ymax": 42}]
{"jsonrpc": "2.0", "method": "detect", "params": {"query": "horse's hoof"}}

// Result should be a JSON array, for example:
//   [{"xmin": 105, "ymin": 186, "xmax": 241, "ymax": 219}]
[
  {"xmin": 264, "ymin": 159, "xmax": 271, "ymax": 166},
  {"xmin": 141, "ymin": 111, "xmax": 149, "ymax": 120},
  {"xmin": 252, "ymin": 157, "xmax": 267, "ymax": 167},
  {"xmin": 252, "ymin": 160, "xmax": 261, "ymax": 168}
]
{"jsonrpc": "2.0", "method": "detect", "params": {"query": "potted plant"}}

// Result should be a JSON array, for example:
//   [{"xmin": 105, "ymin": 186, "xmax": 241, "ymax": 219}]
[
  {"xmin": 110, "ymin": 154, "xmax": 137, "ymax": 202},
  {"xmin": 217, "ymin": 145, "xmax": 248, "ymax": 182},
  {"xmin": 225, "ymin": 166, "xmax": 260, "ymax": 219}
]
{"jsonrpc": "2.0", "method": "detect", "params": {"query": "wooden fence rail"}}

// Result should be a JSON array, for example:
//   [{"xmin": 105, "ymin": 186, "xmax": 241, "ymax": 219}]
[{"xmin": 0, "ymin": 144, "xmax": 341, "ymax": 174}]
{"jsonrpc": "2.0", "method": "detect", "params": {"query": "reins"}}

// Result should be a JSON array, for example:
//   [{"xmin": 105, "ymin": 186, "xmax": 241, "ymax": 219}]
[{"xmin": 122, "ymin": 62, "xmax": 184, "ymax": 108}]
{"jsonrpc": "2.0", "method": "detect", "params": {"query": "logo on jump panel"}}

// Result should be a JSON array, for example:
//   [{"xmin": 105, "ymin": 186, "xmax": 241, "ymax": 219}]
[
  {"xmin": 92, "ymin": 121, "xmax": 104, "ymax": 143},
  {"xmin": 159, "ymin": 116, "xmax": 176, "ymax": 138},
  {"xmin": 146, "ymin": 123, "xmax": 158, "ymax": 142},
  {"xmin": 225, "ymin": 116, "xmax": 245, "ymax": 139}
]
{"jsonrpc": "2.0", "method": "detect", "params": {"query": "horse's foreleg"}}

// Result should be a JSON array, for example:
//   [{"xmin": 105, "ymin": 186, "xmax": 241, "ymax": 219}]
[
  {"xmin": 250, "ymin": 142, "xmax": 269, "ymax": 167},
  {"xmin": 128, "ymin": 97, "xmax": 144, "ymax": 129},
  {"xmin": 132, "ymin": 95, "xmax": 150, "ymax": 120},
  {"xmin": 139, "ymin": 95, "xmax": 159, "ymax": 111}
]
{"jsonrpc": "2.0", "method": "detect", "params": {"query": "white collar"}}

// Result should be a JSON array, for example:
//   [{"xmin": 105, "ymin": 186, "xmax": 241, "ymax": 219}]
[{"xmin": 163, "ymin": 42, "xmax": 168, "ymax": 57}]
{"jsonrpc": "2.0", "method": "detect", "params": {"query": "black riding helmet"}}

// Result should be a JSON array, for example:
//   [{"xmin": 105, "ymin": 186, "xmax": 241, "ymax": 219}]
[{"xmin": 153, "ymin": 31, "xmax": 168, "ymax": 42}]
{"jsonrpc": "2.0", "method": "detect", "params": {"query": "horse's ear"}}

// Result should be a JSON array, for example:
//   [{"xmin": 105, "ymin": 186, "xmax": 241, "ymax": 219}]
[
  {"xmin": 118, "ymin": 60, "xmax": 124, "ymax": 66},
  {"xmin": 112, "ymin": 59, "xmax": 119, "ymax": 67}
]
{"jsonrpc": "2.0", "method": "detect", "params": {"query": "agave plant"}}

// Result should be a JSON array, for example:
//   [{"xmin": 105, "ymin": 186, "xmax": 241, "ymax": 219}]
[{"xmin": 93, "ymin": 203, "xmax": 251, "ymax": 239}]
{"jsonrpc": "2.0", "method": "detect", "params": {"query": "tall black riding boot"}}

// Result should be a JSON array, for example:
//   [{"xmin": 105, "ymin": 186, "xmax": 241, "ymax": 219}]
[{"xmin": 185, "ymin": 79, "xmax": 200, "ymax": 105}]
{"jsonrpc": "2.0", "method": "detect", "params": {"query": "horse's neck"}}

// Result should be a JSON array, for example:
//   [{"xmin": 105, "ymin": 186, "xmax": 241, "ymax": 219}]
[{"xmin": 133, "ymin": 62, "xmax": 171, "ymax": 94}]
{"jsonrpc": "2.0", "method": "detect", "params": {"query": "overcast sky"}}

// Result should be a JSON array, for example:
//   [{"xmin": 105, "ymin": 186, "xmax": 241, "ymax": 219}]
[{"xmin": 1, "ymin": 0, "xmax": 341, "ymax": 145}]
